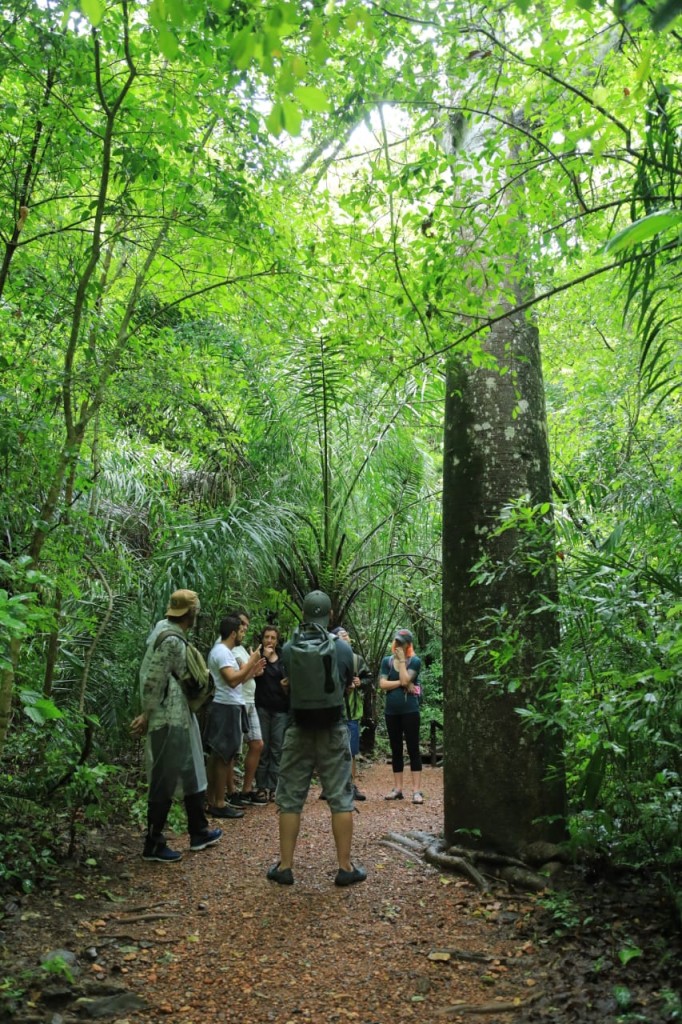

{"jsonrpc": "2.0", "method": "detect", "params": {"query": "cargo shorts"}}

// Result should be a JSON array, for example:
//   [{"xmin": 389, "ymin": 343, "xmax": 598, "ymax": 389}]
[{"xmin": 275, "ymin": 721, "xmax": 353, "ymax": 814}]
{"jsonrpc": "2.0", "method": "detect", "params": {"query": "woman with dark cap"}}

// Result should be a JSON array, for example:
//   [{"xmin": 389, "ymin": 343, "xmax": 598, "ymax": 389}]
[{"xmin": 379, "ymin": 628, "xmax": 423, "ymax": 804}]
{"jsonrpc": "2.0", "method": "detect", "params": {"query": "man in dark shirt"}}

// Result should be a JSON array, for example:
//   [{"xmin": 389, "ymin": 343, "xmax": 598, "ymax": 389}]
[{"xmin": 266, "ymin": 591, "xmax": 367, "ymax": 888}]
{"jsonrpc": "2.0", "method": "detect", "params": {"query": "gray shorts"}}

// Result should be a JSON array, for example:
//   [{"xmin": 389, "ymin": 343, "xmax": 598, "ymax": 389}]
[
  {"xmin": 275, "ymin": 722, "xmax": 353, "ymax": 814},
  {"xmin": 205, "ymin": 703, "xmax": 246, "ymax": 762},
  {"xmin": 244, "ymin": 703, "xmax": 262, "ymax": 743}
]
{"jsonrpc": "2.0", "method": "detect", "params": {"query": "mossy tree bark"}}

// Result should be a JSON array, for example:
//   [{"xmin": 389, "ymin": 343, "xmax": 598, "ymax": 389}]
[{"xmin": 442, "ymin": 295, "xmax": 566, "ymax": 855}]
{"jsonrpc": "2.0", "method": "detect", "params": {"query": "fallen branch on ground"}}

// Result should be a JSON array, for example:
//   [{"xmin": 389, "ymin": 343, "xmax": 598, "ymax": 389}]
[
  {"xmin": 437, "ymin": 993, "xmax": 543, "ymax": 1016},
  {"xmin": 112, "ymin": 913, "xmax": 176, "ymax": 923}
]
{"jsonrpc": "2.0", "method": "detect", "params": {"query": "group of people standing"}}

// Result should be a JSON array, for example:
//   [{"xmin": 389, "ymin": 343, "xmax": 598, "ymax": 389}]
[
  {"xmin": 204, "ymin": 611, "xmax": 289, "ymax": 819},
  {"xmin": 131, "ymin": 588, "xmax": 425, "ymax": 885}
]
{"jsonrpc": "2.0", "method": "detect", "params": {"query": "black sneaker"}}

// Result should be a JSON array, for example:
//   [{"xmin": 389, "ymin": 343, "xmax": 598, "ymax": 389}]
[
  {"xmin": 243, "ymin": 790, "xmax": 269, "ymax": 805},
  {"xmin": 352, "ymin": 785, "xmax": 366, "ymax": 802},
  {"xmin": 142, "ymin": 843, "xmax": 182, "ymax": 863},
  {"xmin": 190, "ymin": 828, "xmax": 223, "ymax": 852},
  {"xmin": 208, "ymin": 804, "xmax": 244, "ymax": 819},
  {"xmin": 334, "ymin": 863, "xmax": 367, "ymax": 887},
  {"xmin": 319, "ymin": 792, "xmax": 328, "ymax": 801},
  {"xmin": 228, "ymin": 792, "xmax": 250, "ymax": 807},
  {"xmin": 267, "ymin": 862, "xmax": 294, "ymax": 885}
]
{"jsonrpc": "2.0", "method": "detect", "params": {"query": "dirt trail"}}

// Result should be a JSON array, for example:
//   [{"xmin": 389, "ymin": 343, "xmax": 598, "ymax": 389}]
[
  {"xmin": 5, "ymin": 762, "xmax": 680, "ymax": 1023},
  {"xmin": 4, "ymin": 763, "xmax": 544, "ymax": 1023},
  {"xmin": 127, "ymin": 762, "xmax": 535, "ymax": 1023}
]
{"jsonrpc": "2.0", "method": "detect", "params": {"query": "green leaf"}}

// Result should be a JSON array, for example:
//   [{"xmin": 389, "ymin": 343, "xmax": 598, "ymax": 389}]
[
  {"xmin": 282, "ymin": 99, "xmax": 303, "ymax": 136},
  {"xmin": 266, "ymin": 101, "xmax": 284, "ymax": 137},
  {"xmin": 80, "ymin": 0, "xmax": 103, "ymax": 26},
  {"xmin": 157, "ymin": 25, "xmax": 180, "ymax": 60},
  {"xmin": 604, "ymin": 209, "xmax": 682, "ymax": 254},
  {"xmin": 618, "ymin": 946, "xmax": 642, "ymax": 966},
  {"xmin": 231, "ymin": 25, "xmax": 255, "ymax": 67},
  {"xmin": 293, "ymin": 86, "xmax": 331, "ymax": 113}
]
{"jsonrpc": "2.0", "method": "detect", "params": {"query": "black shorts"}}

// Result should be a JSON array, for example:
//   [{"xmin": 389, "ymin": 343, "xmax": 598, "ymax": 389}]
[{"xmin": 204, "ymin": 703, "xmax": 247, "ymax": 762}]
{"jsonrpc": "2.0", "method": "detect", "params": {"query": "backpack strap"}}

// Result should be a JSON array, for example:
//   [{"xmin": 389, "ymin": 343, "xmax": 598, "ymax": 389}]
[
  {"xmin": 153, "ymin": 628, "xmax": 187, "ymax": 652},
  {"xmin": 152, "ymin": 629, "xmax": 187, "ymax": 704}
]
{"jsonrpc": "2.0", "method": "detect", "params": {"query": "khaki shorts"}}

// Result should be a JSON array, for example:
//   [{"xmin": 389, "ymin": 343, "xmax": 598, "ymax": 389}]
[{"xmin": 275, "ymin": 722, "xmax": 353, "ymax": 814}]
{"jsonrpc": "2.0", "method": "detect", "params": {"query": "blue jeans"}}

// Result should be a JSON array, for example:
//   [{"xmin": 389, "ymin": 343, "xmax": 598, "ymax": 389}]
[
  {"xmin": 255, "ymin": 708, "xmax": 289, "ymax": 791},
  {"xmin": 346, "ymin": 719, "xmax": 360, "ymax": 757}
]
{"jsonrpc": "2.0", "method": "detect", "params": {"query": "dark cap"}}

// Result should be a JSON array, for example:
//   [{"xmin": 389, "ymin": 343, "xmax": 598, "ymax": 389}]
[
  {"xmin": 393, "ymin": 628, "xmax": 413, "ymax": 646},
  {"xmin": 302, "ymin": 590, "xmax": 332, "ymax": 626}
]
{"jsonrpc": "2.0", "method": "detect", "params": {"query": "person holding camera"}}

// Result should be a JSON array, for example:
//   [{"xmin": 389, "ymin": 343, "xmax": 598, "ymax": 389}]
[
  {"xmin": 254, "ymin": 625, "xmax": 290, "ymax": 801},
  {"xmin": 379, "ymin": 628, "xmax": 423, "ymax": 804}
]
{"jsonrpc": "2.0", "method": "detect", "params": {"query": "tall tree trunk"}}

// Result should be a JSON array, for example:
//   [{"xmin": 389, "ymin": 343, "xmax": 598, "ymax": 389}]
[
  {"xmin": 442, "ymin": 295, "xmax": 566, "ymax": 854},
  {"xmin": 0, "ymin": 639, "xmax": 21, "ymax": 754}
]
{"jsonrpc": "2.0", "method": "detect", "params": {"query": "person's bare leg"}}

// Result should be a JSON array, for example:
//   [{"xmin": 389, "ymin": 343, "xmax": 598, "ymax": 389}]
[
  {"xmin": 331, "ymin": 811, "xmax": 354, "ymax": 871},
  {"xmin": 209, "ymin": 757, "xmax": 230, "ymax": 808},
  {"xmin": 225, "ymin": 759, "xmax": 235, "ymax": 797},
  {"xmin": 206, "ymin": 753, "xmax": 218, "ymax": 806},
  {"xmin": 243, "ymin": 739, "xmax": 263, "ymax": 793},
  {"xmin": 390, "ymin": 771, "xmax": 404, "ymax": 795},
  {"xmin": 278, "ymin": 812, "xmax": 301, "ymax": 870},
  {"xmin": 351, "ymin": 757, "xmax": 365, "ymax": 797},
  {"xmin": 411, "ymin": 770, "xmax": 423, "ymax": 799}
]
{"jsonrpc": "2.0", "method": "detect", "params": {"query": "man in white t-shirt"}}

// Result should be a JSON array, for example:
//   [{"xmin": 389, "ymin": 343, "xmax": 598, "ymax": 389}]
[{"xmin": 205, "ymin": 614, "xmax": 265, "ymax": 819}]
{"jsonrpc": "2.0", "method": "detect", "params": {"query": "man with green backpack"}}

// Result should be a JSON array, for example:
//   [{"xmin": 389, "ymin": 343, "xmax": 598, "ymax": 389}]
[{"xmin": 266, "ymin": 591, "xmax": 367, "ymax": 888}]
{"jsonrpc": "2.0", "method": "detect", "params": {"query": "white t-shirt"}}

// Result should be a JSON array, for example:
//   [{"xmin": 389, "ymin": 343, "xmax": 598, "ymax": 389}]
[
  {"xmin": 234, "ymin": 645, "xmax": 256, "ymax": 704},
  {"xmin": 208, "ymin": 641, "xmax": 244, "ymax": 706}
]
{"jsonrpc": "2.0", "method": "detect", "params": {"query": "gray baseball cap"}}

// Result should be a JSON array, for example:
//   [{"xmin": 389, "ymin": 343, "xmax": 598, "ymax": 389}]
[{"xmin": 302, "ymin": 590, "xmax": 332, "ymax": 626}]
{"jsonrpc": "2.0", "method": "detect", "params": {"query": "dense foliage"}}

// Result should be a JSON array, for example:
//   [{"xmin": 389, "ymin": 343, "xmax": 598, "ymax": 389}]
[{"xmin": 0, "ymin": 0, "xmax": 679, "ymax": 912}]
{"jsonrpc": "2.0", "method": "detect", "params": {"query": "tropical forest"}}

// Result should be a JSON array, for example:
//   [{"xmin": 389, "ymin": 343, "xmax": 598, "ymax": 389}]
[{"xmin": 0, "ymin": 0, "xmax": 680, "ymax": 1021}]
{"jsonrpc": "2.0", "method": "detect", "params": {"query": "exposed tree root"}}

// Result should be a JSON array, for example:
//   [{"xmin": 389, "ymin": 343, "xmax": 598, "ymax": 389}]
[
  {"xmin": 424, "ymin": 842, "xmax": 490, "ymax": 891},
  {"xmin": 381, "ymin": 830, "xmax": 552, "ymax": 892}
]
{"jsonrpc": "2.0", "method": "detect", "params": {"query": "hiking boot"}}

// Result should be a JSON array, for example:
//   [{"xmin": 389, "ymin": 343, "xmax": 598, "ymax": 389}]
[
  {"xmin": 352, "ymin": 785, "xmax": 366, "ymax": 802},
  {"xmin": 267, "ymin": 862, "xmax": 294, "ymax": 885},
  {"xmin": 334, "ymin": 864, "xmax": 367, "ymax": 887},
  {"xmin": 190, "ymin": 828, "xmax": 223, "ymax": 851},
  {"xmin": 384, "ymin": 789, "xmax": 403, "ymax": 800},
  {"xmin": 142, "ymin": 842, "xmax": 182, "ymax": 863},
  {"xmin": 208, "ymin": 804, "xmax": 244, "ymax": 819}
]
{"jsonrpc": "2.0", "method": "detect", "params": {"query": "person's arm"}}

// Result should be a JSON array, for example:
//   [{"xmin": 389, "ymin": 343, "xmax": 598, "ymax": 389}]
[
  {"xmin": 395, "ymin": 647, "xmax": 417, "ymax": 688},
  {"xmin": 380, "ymin": 650, "xmax": 416, "ymax": 692},
  {"xmin": 224, "ymin": 648, "xmax": 266, "ymax": 687},
  {"xmin": 378, "ymin": 657, "xmax": 401, "ymax": 692}
]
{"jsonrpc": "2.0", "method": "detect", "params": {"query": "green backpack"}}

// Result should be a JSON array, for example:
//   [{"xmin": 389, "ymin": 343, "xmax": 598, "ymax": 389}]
[
  {"xmin": 288, "ymin": 623, "xmax": 343, "ymax": 712},
  {"xmin": 153, "ymin": 629, "xmax": 215, "ymax": 713}
]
